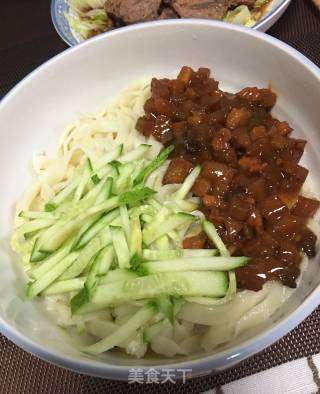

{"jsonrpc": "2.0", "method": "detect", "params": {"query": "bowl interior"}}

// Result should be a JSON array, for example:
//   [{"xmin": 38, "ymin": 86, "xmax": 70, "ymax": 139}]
[{"xmin": 0, "ymin": 21, "xmax": 319, "ymax": 377}]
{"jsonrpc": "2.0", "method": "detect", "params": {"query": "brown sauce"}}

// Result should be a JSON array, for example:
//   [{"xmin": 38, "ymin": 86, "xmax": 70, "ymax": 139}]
[{"xmin": 136, "ymin": 66, "xmax": 319, "ymax": 291}]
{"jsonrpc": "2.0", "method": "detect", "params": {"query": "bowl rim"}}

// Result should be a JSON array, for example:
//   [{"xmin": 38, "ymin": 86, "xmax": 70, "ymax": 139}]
[
  {"xmin": 0, "ymin": 19, "xmax": 319, "ymax": 380},
  {"xmin": 254, "ymin": 0, "xmax": 292, "ymax": 30},
  {"xmin": 50, "ymin": 0, "xmax": 292, "ymax": 47},
  {"xmin": 50, "ymin": 0, "xmax": 78, "ymax": 47}
]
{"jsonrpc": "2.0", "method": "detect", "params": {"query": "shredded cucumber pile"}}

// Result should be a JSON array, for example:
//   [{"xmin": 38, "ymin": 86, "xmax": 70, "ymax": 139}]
[{"xmin": 12, "ymin": 142, "xmax": 249, "ymax": 356}]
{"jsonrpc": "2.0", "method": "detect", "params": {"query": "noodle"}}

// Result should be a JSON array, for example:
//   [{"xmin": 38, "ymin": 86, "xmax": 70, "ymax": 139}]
[{"xmin": 12, "ymin": 80, "xmax": 306, "ymax": 358}]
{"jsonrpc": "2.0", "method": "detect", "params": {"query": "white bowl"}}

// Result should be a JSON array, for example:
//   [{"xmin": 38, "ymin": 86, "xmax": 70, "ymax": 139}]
[{"xmin": 0, "ymin": 20, "xmax": 319, "ymax": 380}]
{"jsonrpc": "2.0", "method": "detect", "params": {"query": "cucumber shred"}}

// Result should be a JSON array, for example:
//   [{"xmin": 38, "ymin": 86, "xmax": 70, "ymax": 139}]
[
  {"xmin": 83, "ymin": 174, "xmax": 112, "ymax": 203},
  {"xmin": 95, "ymin": 177, "xmax": 113, "ymax": 205},
  {"xmin": 142, "ymin": 249, "xmax": 183, "ymax": 261},
  {"xmin": 133, "ymin": 145, "xmax": 175, "ymax": 186},
  {"xmin": 70, "ymin": 246, "xmax": 111, "ymax": 314},
  {"xmin": 36, "ymin": 218, "xmax": 86, "ymax": 255},
  {"xmin": 141, "ymin": 248, "xmax": 218, "ymax": 261},
  {"xmin": 174, "ymin": 165, "xmax": 201, "ymax": 200},
  {"xmin": 14, "ymin": 141, "xmax": 250, "ymax": 357},
  {"xmin": 77, "ymin": 271, "xmax": 228, "ymax": 313},
  {"xmin": 155, "ymin": 235, "xmax": 170, "ymax": 251},
  {"xmin": 182, "ymin": 249, "xmax": 218, "ymax": 258},
  {"xmin": 43, "ymin": 277, "xmax": 86, "ymax": 295},
  {"xmin": 94, "ymin": 145, "xmax": 123, "ymax": 170},
  {"xmin": 97, "ymin": 245, "xmax": 115, "ymax": 276},
  {"xmin": 73, "ymin": 209, "xmax": 119, "ymax": 250},
  {"xmin": 119, "ymin": 187, "xmax": 156, "ymax": 204},
  {"xmin": 18, "ymin": 210, "xmax": 58, "ymax": 220},
  {"xmin": 101, "ymin": 269, "xmax": 138, "ymax": 284},
  {"xmin": 142, "ymin": 256, "xmax": 249, "ymax": 274},
  {"xmin": 120, "ymin": 144, "xmax": 151, "ymax": 163},
  {"xmin": 44, "ymin": 177, "xmax": 79, "ymax": 212},
  {"xmin": 115, "ymin": 162, "xmax": 135, "ymax": 193},
  {"xmin": 60, "ymin": 232, "xmax": 111, "ymax": 280},
  {"xmin": 30, "ymin": 239, "xmax": 50, "ymax": 263},
  {"xmin": 30, "ymin": 241, "xmax": 74, "ymax": 280},
  {"xmin": 26, "ymin": 253, "xmax": 78, "ymax": 298},
  {"xmin": 110, "ymin": 226, "xmax": 130, "ymax": 269},
  {"xmin": 186, "ymin": 271, "xmax": 237, "ymax": 305},
  {"xmin": 16, "ymin": 219, "xmax": 55, "ymax": 240},
  {"xmin": 74, "ymin": 159, "xmax": 91, "ymax": 201},
  {"xmin": 203, "ymin": 220, "xmax": 230, "ymax": 257},
  {"xmin": 129, "ymin": 216, "xmax": 142, "ymax": 257},
  {"xmin": 120, "ymin": 205, "xmax": 131, "ymax": 244},
  {"xmin": 157, "ymin": 295, "xmax": 174, "ymax": 323},
  {"xmin": 143, "ymin": 319, "xmax": 166, "ymax": 342},
  {"xmin": 142, "ymin": 212, "xmax": 197, "ymax": 245}
]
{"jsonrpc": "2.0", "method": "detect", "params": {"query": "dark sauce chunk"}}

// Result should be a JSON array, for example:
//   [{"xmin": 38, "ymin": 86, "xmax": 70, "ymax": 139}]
[{"xmin": 136, "ymin": 66, "xmax": 319, "ymax": 291}]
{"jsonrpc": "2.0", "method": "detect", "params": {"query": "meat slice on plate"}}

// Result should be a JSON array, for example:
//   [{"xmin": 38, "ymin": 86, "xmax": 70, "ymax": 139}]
[
  {"xmin": 229, "ymin": 0, "xmax": 255, "ymax": 7},
  {"xmin": 106, "ymin": 0, "xmax": 162, "ymax": 24},
  {"xmin": 172, "ymin": 0, "xmax": 229, "ymax": 20},
  {"xmin": 158, "ymin": 7, "xmax": 178, "ymax": 19},
  {"xmin": 105, "ymin": 0, "xmax": 121, "ymax": 17}
]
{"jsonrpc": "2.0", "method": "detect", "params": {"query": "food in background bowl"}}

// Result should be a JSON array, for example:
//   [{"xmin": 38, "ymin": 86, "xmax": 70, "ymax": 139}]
[
  {"xmin": 65, "ymin": 0, "xmax": 276, "ymax": 40},
  {"xmin": 11, "ymin": 66, "xmax": 319, "ymax": 359}
]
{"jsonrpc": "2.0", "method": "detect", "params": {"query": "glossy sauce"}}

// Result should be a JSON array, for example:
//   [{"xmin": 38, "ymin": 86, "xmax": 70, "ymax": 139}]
[{"xmin": 136, "ymin": 67, "xmax": 319, "ymax": 291}]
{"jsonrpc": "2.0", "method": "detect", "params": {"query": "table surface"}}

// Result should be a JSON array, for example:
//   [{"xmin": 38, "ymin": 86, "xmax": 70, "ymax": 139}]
[{"xmin": 1, "ymin": 0, "xmax": 320, "ymax": 393}]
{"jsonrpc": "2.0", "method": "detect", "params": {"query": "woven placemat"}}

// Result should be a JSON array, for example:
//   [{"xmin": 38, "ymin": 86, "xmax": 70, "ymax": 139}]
[{"xmin": 0, "ymin": 0, "xmax": 319, "ymax": 393}]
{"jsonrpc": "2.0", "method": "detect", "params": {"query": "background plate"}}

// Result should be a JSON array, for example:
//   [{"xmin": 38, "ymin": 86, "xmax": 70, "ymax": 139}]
[{"xmin": 51, "ymin": 0, "xmax": 292, "ymax": 47}]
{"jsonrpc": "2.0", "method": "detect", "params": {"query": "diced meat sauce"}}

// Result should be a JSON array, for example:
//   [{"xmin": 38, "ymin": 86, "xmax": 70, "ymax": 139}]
[
  {"xmin": 163, "ymin": 157, "xmax": 194, "ymax": 184},
  {"xmin": 183, "ymin": 233, "xmax": 208, "ymax": 249},
  {"xmin": 136, "ymin": 66, "xmax": 319, "ymax": 291}
]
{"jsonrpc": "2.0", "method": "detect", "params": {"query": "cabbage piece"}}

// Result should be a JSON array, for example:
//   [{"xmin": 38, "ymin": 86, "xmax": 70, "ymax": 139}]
[
  {"xmin": 254, "ymin": 0, "xmax": 269, "ymax": 7},
  {"xmin": 65, "ymin": 12, "xmax": 108, "ymax": 39},
  {"xmin": 69, "ymin": 0, "xmax": 105, "ymax": 14},
  {"xmin": 66, "ymin": 0, "xmax": 108, "ymax": 40},
  {"xmin": 245, "ymin": 19, "xmax": 256, "ymax": 27},
  {"xmin": 224, "ymin": 5, "xmax": 254, "ymax": 26}
]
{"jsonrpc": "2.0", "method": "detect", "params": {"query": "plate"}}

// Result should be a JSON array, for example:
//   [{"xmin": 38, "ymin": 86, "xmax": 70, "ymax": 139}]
[{"xmin": 51, "ymin": 0, "xmax": 292, "ymax": 47}]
